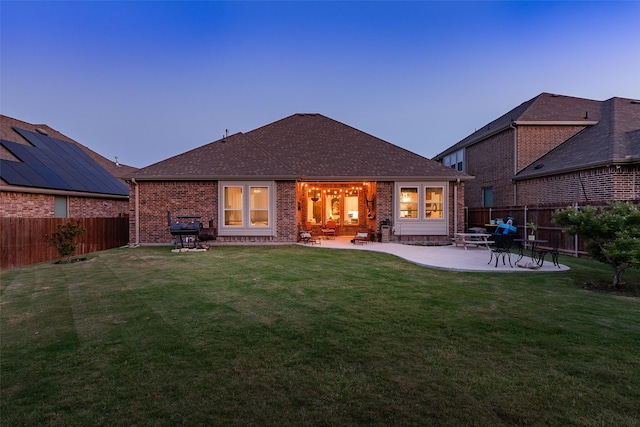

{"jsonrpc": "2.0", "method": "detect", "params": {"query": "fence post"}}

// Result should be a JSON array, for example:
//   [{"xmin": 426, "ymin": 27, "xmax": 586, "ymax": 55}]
[
  {"xmin": 464, "ymin": 206, "xmax": 468, "ymax": 232},
  {"xmin": 574, "ymin": 202, "xmax": 579, "ymax": 258},
  {"xmin": 523, "ymin": 205, "xmax": 528, "ymax": 236}
]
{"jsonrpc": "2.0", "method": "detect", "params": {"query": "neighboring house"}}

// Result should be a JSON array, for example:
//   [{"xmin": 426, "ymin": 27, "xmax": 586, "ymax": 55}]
[
  {"xmin": 0, "ymin": 115, "xmax": 136, "ymax": 218},
  {"xmin": 433, "ymin": 93, "xmax": 640, "ymax": 208},
  {"xmin": 126, "ymin": 113, "xmax": 470, "ymax": 245}
]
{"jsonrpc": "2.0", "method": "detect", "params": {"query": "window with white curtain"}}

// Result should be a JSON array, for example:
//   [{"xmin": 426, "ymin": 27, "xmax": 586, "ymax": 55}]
[{"xmin": 220, "ymin": 182, "xmax": 273, "ymax": 236}]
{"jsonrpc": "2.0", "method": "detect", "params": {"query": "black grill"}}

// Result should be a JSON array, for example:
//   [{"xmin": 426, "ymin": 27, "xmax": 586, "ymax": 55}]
[{"xmin": 168, "ymin": 215, "xmax": 202, "ymax": 248}]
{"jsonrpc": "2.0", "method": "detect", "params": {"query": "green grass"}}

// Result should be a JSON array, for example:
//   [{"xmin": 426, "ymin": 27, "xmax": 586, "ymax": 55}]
[{"xmin": 2, "ymin": 245, "xmax": 639, "ymax": 426}]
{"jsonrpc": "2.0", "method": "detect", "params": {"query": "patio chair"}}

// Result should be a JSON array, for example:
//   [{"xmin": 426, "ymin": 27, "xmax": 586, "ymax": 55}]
[
  {"xmin": 352, "ymin": 227, "xmax": 370, "ymax": 245},
  {"xmin": 322, "ymin": 220, "xmax": 337, "ymax": 239},
  {"xmin": 299, "ymin": 223, "xmax": 320, "ymax": 245},
  {"xmin": 488, "ymin": 234, "xmax": 515, "ymax": 267}
]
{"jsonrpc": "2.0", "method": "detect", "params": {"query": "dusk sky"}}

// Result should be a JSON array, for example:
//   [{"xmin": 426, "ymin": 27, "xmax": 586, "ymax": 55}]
[{"xmin": 2, "ymin": 1, "xmax": 638, "ymax": 168}]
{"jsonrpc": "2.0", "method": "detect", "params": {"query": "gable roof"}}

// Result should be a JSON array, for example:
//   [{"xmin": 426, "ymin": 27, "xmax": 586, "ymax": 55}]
[
  {"xmin": 130, "ymin": 114, "xmax": 468, "ymax": 181},
  {"xmin": 516, "ymin": 97, "xmax": 640, "ymax": 179},
  {"xmin": 0, "ymin": 115, "xmax": 134, "ymax": 196},
  {"xmin": 433, "ymin": 93, "xmax": 602, "ymax": 159}
]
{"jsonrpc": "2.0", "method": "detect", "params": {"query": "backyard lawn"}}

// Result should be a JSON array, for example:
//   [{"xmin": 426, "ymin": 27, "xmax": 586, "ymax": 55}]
[{"xmin": 1, "ymin": 245, "xmax": 639, "ymax": 426}]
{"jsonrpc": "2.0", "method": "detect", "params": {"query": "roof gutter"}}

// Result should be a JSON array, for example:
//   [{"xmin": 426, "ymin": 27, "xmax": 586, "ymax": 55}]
[
  {"xmin": 454, "ymin": 178, "xmax": 460, "ymax": 233},
  {"xmin": 511, "ymin": 123, "xmax": 518, "ymax": 205},
  {"xmin": 0, "ymin": 184, "xmax": 128, "ymax": 199},
  {"xmin": 513, "ymin": 158, "xmax": 640, "ymax": 181},
  {"xmin": 131, "ymin": 178, "xmax": 140, "ymax": 246},
  {"xmin": 127, "ymin": 175, "xmax": 475, "ymax": 182},
  {"xmin": 512, "ymin": 120, "xmax": 599, "ymax": 126}
]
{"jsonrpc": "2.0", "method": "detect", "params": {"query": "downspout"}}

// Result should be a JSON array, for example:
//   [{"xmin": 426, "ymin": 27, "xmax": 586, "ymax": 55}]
[
  {"xmin": 453, "ymin": 178, "xmax": 460, "ymax": 233},
  {"xmin": 510, "ymin": 123, "xmax": 518, "ymax": 205},
  {"xmin": 131, "ymin": 178, "xmax": 140, "ymax": 246}
]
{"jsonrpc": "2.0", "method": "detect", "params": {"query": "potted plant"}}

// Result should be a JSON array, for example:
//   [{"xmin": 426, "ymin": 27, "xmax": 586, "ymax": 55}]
[{"xmin": 526, "ymin": 222, "xmax": 538, "ymax": 240}]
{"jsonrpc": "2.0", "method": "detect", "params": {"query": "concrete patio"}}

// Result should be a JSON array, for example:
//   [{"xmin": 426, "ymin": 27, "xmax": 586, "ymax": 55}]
[{"xmin": 298, "ymin": 237, "xmax": 570, "ymax": 273}]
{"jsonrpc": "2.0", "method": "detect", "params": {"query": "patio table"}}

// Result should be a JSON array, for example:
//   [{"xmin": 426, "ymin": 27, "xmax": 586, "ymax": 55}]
[{"xmin": 454, "ymin": 233, "xmax": 494, "ymax": 250}]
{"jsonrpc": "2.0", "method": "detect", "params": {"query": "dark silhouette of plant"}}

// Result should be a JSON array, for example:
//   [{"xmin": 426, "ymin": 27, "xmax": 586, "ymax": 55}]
[{"xmin": 45, "ymin": 221, "xmax": 86, "ymax": 263}]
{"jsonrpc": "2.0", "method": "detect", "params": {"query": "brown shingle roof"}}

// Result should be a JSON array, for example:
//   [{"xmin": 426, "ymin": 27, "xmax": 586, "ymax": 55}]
[
  {"xmin": 516, "ymin": 97, "xmax": 640, "ymax": 179},
  {"xmin": 129, "ymin": 132, "xmax": 296, "ymax": 179},
  {"xmin": 0, "ymin": 115, "xmax": 137, "ymax": 179},
  {"xmin": 433, "ymin": 93, "xmax": 602, "ymax": 160},
  {"xmin": 131, "ymin": 114, "xmax": 467, "ymax": 181}
]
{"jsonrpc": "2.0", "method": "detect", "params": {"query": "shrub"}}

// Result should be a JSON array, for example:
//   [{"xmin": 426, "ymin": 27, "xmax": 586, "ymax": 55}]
[{"xmin": 45, "ymin": 221, "xmax": 86, "ymax": 263}]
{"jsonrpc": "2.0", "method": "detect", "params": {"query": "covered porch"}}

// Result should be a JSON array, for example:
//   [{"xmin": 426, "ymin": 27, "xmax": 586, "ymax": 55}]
[{"xmin": 297, "ymin": 181, "xmax": 378, "ymax": 239}]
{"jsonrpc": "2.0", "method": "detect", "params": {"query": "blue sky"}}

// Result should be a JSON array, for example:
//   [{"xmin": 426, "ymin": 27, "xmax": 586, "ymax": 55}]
[{"xmin": 2, "ymin": 1, "xmax": 639, "ymax": 168}]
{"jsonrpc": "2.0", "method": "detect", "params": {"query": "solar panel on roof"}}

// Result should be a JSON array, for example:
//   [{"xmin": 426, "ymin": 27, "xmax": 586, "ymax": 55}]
[
  {"xmin": 31, "ymin": 164, "xmax": 73, "ymax": 190},
  {"xmin": 0, "ymin": 160, "xmax": 52, "ymax": 188},
  {"xmin": 2, "ymin": 129, "xmax": 128, "ymax": 196},
  {"xmin": 0, "ymin": 160, "xmax": 32, "ymax": 186}
]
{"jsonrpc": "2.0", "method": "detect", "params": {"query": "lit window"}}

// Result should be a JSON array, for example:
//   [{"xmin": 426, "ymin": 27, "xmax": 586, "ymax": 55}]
[
  {"xmin": 325, "ymin": 189, "xmax": 342, "ymax": 224},
  {"xmin": 250, "ymin": 187, "xmax": 269, "ymax": 226},
  {"xmin": 307, "ymin": 187, "xmax": 322, "ymax": 224},
  {"xmin": 344, "ymin": 190, "xmax": 359, "ymax": 225},
  {"xmin": 400, "ymin": 187, "xmax": 419, "ymax": 218},
  {"xmin": 224, "ymin": 186, "xmax": 243, "ymax": 226},
  {"xmin": 220, "ymin": 182, "xmax": 273, "ymax": 236},
  {"xmin": 425, "ymin": 187, "xmax": 443, "ymax": 218}
]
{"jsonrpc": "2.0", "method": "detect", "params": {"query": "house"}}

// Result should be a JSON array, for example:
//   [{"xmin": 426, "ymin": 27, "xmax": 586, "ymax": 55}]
[
  {"xmin": 0, "ymin": 115, "xmax": 135, "ymax": 218},
  {"xmin": 433, "ymin": 93, "xmax": 640, "ymax": 208},
  {"xmin": 126, "ymin": 113, "xmax": 470, "ymax": 245}
]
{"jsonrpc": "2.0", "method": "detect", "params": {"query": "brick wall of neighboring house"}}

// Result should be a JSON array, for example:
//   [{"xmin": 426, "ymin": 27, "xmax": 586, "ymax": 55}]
[
  {"xmin": 68, "ymin": 197, "xmax": 129, "ymax": 217},
  {"xmin": 515, "ymin": 166, "xmax": 640, "ymax": 205},
  {"xmin": 613, "ymin": 165, "xmax": 640, "ymax": 200},
  {"xmin": 1, "ymin": 191, "xmax": 127, "ymax": 217},
  {"xmin": 516, "ymin": 125, "xmax": 586, "ymax": 171},
  {"xmin": 1, "ymin": 192, "xmax": 52, "ymax": 217},
  {"xmin": 465, "ymin": 129, "xmax": 515, "ymax": 208}
]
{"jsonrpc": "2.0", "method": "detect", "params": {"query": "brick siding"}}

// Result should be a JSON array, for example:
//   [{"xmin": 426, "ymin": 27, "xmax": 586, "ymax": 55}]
[
  {"xmin": 516, "ymin": 165, "xmax": 640, "ymax": 205},
  {"xmin": 129, "ymin": 181, "xmax": 218, "ymax": 244},
  {"xmin": 375, "ymin": 181, "xmax": 394, "ymax": 230},
  {"xmin": 465, "ymin": 125, "xmax": 590, "ymax": 208},
  {"xmin": 452, "ymin": 181, "xmax": 465, "ymax": 234},
  {"xmin": 68, "ymin": 197, "xmax": 129, "ymax": 217},
  {"xmin": 130, "ymin": 179, "xmax": 459, "ymax": 245},
  {"xmin": 276, "ymin": 181, "xmax": 297, "ymax": 241},
  {"xmin": 1, "ymin": 191, "xmax": 128, "ymax": 218},
  {"xmin": 516, "ymin": 126, "xmax": 585, "ymax": 171},
  {"xmin": 465, "ymin": 129, "xmax": 515, "ymax": 207}
]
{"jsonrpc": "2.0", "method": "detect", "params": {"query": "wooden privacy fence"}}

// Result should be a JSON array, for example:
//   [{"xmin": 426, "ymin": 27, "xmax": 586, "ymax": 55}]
[
  {"xmin": 466, "ymin": 201, "xmax": 639, "ymax": 257},
  {"xmin": 1, "ymin": 217, "xmax": 129, "ymax": 270}
]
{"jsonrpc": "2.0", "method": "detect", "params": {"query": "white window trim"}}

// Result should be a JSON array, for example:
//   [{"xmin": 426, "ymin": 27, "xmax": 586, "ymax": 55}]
[
  {"xmin": 219, "ymin": 181, "xmax": 275, "ymax": 236},
  {"xmin": 394, "ymin": 182, "xmax": 448, "ymax": 236}
]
